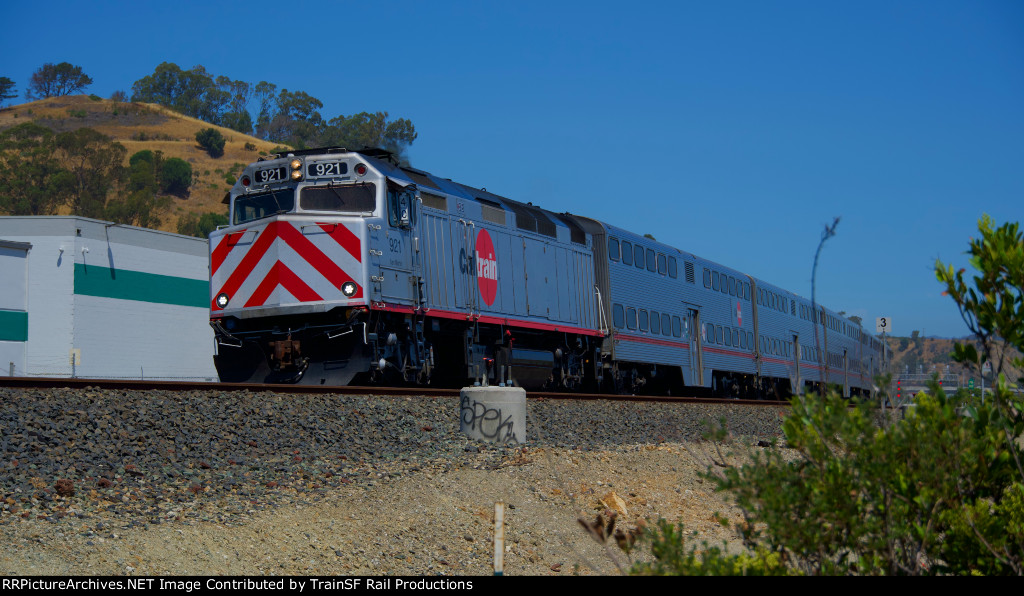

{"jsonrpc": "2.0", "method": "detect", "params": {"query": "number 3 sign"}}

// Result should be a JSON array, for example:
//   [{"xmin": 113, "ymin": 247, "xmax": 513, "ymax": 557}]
[{"xmin": 876, "ymin": 317, "xmax": 891, "ymax": 334}]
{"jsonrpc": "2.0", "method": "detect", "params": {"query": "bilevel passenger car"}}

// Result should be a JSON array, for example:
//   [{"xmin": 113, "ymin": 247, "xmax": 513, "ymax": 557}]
[{"xmin": 208, "ymin": 147, "xmax": 890, "ymax": 397}]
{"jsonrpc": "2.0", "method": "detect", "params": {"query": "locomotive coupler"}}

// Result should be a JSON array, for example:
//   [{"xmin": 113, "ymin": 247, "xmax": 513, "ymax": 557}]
[{"xmin": 269, "ymin": 334, "xmax": 305, "ymax": 371}]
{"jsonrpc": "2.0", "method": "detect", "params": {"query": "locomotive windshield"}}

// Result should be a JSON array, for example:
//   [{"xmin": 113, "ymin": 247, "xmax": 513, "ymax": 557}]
[
  {"xmin": 233, "ymin": 189, "xmax": 295, "ymax": 224},
  {"xmin": 300, "ymin": 183, "xmax": 376, "ymax": 214}
]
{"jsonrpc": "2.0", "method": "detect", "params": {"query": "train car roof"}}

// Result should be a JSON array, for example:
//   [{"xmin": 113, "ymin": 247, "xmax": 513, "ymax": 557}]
[{"xmin": 294, "ymin": 148, "xmax": 872, "ymax": 339}]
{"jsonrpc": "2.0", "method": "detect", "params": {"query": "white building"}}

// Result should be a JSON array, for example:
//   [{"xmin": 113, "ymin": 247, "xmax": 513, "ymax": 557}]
[{"xmin": 0, "ymin": 216, "xmax": 217, "ymax": 381}]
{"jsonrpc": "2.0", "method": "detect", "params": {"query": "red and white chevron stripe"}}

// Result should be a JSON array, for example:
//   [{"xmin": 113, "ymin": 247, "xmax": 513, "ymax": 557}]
[{"xmin": 210, "ymin": 220, "xmax": 363, "ymax": 311}]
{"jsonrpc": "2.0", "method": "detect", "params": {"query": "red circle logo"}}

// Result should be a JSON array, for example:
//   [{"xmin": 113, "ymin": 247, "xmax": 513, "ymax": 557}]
[{"xmin": 476, "ymin": 229, "xmax": 498, "ymax": 306}]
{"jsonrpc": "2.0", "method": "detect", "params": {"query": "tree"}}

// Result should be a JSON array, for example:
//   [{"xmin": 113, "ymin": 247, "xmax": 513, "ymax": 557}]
[
  {"xmin": 52, "ymin": 128, "xmax": 126, "ymax": 219},
  {"xmin": 132, "ymin": 63, "xmax": 257, "ymax": 133},
  {"xmin": 27, "ymin": 62, "xmax": 93, "ymax": 98},
  {"xmin": 256, "ymin": 89, "xmax": 326, "ymax": 148},
  {"xmin": 0, "ymin": 77, "xmax": 17, "ymax": 107},
  {"xmin": 196, "ymin": 128, "xmax": 226, "ymax": 158},
  {"xmin": 0, "ymin": 123, "xmax": 71, "ymax": 215},
  {"xmin": 322, "ymin": 111, "xmax": 418, "ymax": 161},
  {"xmin": 159, "ymin": 157, "xmax": 192, "ymax": 197},
  {"xmin": 177, "ymin": 211, "xmax": 228, "ymax": 238}
]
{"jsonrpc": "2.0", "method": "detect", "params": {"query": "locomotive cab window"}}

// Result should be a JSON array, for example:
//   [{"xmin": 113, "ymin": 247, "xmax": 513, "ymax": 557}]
[
  {"xmin": 300, "ymin": 183, "xmax": 376, "ymax": 214},
  {"xmin": 387, "ymin": 187, "xmax": 416, "ymax": 228},
  {"xmin": 233, "ymin": 188, "xmax": 296, "ymax": 225}
]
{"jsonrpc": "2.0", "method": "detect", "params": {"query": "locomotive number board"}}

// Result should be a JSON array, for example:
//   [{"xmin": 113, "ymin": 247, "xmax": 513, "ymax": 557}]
[
  {"xmin": 254, "ymin": 166, "xmax": 287, "ymax": 183},
  {"xmin": 306, "ymin": 161, "xmax": 348, "ymax": 177}
]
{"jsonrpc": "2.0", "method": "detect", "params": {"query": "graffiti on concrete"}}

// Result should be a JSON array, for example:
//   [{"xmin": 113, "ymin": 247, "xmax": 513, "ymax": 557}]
[{"xmin": 460, "ymin": 393, "xmax": 518, "ymax": 443}]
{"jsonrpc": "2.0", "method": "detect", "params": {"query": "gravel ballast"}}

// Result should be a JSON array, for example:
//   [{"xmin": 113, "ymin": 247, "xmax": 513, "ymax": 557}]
[{"xmin": 0, "ymin": 387, "xmax": 786, "ymax": 575}]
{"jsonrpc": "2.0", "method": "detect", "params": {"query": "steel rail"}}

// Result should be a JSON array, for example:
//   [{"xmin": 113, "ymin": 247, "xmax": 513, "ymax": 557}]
[{"xmin": 0, "ymin": 376, "xmax": 790, "ymax": 406}]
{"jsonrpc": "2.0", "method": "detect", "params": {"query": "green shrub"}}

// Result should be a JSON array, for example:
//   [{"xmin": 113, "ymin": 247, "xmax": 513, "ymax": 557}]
[
  {"xmin": 160, "ymin": 157, "xmax": 192, "ymax": 196},
  {"xmin": 626, "ymin": 216, "xmax": 1024, "ymax": 576},
  {"xmin": 177, "ymin": 211, "xmax": 228, "ymax": 238},
  {"xmin": 195, "ymin": 127, "xmax": 226, "ymax": 158}
]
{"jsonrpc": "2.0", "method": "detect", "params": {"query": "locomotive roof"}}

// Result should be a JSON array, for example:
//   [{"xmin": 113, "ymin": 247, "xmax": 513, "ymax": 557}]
[{"xmin": 354, "ymin": 148, "xmax": 586, "ymax": 242}]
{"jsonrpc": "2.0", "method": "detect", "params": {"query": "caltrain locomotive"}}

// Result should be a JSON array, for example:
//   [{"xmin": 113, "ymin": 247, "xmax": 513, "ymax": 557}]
[{"xmin": 209, "ymin": 147, "xmax": 890, "ymax": 397}]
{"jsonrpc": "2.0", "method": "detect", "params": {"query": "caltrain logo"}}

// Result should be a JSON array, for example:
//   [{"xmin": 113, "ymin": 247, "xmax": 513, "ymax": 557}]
[{"xmin": 475, "ymin": 229, "xmax": 498, "ymax": 306}]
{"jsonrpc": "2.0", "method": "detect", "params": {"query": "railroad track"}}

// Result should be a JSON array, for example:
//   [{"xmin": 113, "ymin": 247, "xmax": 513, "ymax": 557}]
[{"xmin": 0, "ymin": 376, "xmax": 787, "ymax": 406}]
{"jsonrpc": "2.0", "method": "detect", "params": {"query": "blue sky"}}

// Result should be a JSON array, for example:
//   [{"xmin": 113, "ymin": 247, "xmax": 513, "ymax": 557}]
[{"xmin": 3, "ymin": 0, "xmax": 1022, "ymax": 338}]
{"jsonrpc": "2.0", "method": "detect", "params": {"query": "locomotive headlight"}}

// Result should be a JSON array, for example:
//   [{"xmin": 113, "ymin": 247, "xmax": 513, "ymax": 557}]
[
  {"xmin": 341, "ymin": 281, "xmax": 357, "ymax": 297},
  {"xmin": 290, "ymin": 159, "xmax": 302, "ymax": 170},
  {"xmin": 216, "ymin": 292, "xmax": 230, "ymax": 309}
]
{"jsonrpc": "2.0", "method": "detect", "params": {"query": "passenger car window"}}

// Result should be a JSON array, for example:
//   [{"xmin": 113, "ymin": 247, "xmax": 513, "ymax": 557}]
[
  {"xmin": 663, "ymin": 314, "xmax": 672, "ymax": 336},
  {"xmin": 712, "ymin": 271, "xmax": 720, "ymax": 291},
  {"xmin": 646, "ymin": 248, "xmax": 655, "ymax": 272},
  {"xmin": 729, "ymin": 276, "xmax": 736, "ymax": 296},
  {"xmin": 609, "ymin": 238, "xmax": 620, "ymax": 262},
  {"xmin": 634, "ymin": 244, "xmax": 645, "ymax": 269},
  {"xmin": 627, "ymin": 308, "xmax": 637, "ymax": 330},
  {"xmin": 672, "ymin": 316, "xmax": 682, "ymax": 337},
  {"xmin": 622, "ymin": 241, "xmax": 633, "ymax": 265},
  {"xmin": 612, "ymin": 304, "xmax": 624, "ymax": 329},
  {"xmin": 703, "ymin": 269, "xmax": 711, "ymax": 288},
  {"xmin": 650, "ymin": 310, "xmax": 661, "ymax": 334},
  {"xmin": 657, "ymin": 253, "xmax": 666, "ymax": 275},
  {"xmin": 639, "ymin": 309, "xmax": 649, "ymax": 332},
  {"xmin": 668, "ymin": 257, "xmax": 677, "ymax": 278}
]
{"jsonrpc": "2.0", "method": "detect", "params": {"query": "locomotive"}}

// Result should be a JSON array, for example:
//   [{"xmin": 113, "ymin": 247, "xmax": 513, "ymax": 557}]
[{"xmin": 209, "ymin": 147, "xmax": 890, "ymax": 397}]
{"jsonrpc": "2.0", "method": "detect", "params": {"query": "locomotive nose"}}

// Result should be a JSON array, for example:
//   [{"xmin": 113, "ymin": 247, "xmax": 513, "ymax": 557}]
[{"xmin": 210, "ymin": 218, "xmax": 365, "ymax": 313}]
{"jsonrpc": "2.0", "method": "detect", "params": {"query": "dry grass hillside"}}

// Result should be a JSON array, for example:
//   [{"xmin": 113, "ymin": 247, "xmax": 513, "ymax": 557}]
[
  {"xmin": 887, "ymin": 335, "xmax": 1022, "ymax": 386},
  {"xmin": 0, "ymin": 95, "xmax": 288, "ymax": 233}
]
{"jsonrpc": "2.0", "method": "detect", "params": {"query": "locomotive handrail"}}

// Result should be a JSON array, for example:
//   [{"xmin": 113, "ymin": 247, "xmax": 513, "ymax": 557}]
[{"xmin": 595, "ymin": 285, "xmax": 610, "ymax": 336}]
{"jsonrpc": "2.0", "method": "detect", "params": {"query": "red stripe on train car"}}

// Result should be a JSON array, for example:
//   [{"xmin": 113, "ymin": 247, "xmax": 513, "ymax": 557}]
[
  {"xmin": 370, "ymin": 304, "xmax": 604, "ymax": 337},
  {"xmin": 615, "ymin": 334, "xmax": 690, "ymax": 350}
]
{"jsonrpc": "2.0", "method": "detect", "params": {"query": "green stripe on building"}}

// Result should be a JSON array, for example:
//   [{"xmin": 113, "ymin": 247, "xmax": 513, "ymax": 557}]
[
  {"xmin": 0, "ymin": 310, "xmax": 28, "ymax": 342},
  {"xmin": 74, "ymin": 263, "xmax": 209, "ymax": 308}
]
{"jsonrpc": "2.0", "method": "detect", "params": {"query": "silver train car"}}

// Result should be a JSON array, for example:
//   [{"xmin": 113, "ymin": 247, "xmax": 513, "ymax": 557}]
[{"xmin": 209, "ymin": 147, "xmax": 890, "ymax": 397}]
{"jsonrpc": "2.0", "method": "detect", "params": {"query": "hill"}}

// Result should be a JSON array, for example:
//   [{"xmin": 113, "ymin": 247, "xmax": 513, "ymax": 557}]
[
  {"xmin": 0, "ymin": 94, "xmax": 287, "ymax": 233},
  {"xmin": 887, "ymin": 334, "xmax": 1022, "ymax": 387}
]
